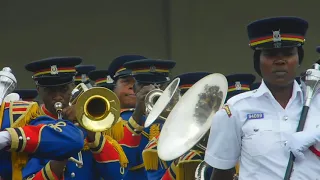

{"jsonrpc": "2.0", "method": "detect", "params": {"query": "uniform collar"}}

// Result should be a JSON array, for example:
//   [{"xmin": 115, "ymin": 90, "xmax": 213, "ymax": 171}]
[
  {"xmin": 252, "ymin": 79, "xmax": 302, "ymax": 101},
  {"xmin": 40, "ymin": 104, "xmax": 58, "ymax": 119}
]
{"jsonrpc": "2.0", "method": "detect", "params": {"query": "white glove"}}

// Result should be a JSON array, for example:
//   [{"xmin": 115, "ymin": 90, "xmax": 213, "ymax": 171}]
[
  {"xmin": 3, "ymin": 93, "xmax": 20, "ymax": 102},
  {"xmin": 285, "ymin": 130, "xmax": 320, "ymax": 161},
  {"xmin": 0, "ymin": 131, "xmax": 11, "ymax": 150}
]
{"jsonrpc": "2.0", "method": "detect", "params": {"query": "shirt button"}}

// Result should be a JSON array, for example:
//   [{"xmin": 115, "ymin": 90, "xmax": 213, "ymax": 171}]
[
  {"xmin": 283, "ymin": 116, "xmax": 288, "ymax": 121},
  {"xmin": 71, "ymin": 172, "xmax": 75, "ymax": 178}
]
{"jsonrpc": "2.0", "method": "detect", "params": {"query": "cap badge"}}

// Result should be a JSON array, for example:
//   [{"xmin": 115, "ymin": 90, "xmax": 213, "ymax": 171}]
[
  {"xmin": 107, "ymin": 75, "xmax": 114, "ymax": 83},
  {"xmin": 150, "ymin": 66, "xmax": 156, "ymax": 72},
  {"xmin": 81, "ymin": 74, "xmax": 87, "ymax": 82},
  {"xmin": 272, "ymin": 30, "xmax": 281, "ymax": 42},
  {"xmin": 50, "ymin": 65, "xmax": 58, "ymax": 75},
  {"xmin": 235, "ymin": 81, "xmax": 242, "ymax": 90}
]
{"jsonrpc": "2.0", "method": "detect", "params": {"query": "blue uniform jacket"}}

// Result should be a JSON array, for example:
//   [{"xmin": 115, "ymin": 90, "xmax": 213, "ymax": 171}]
[{"xmin": 0, "ymin": 101, "xmax": 84, "ymax": 180}]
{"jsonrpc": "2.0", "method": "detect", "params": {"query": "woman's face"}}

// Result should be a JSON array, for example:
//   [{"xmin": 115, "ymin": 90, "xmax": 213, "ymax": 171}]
[{"xmin": 260, "ymin": 47, "xmax": 299, "ymax": 87}]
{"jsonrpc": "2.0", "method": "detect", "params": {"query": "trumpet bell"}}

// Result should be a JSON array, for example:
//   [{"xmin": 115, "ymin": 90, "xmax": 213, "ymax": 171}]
[
  {"xmin": 75, "ymin": 84, "xmax": 120, "ymax": 132},
  {"xmin": 158, "ymin": 73, "xmax": 228, "ymax": 161},
  {"xmin": 145, "ymin": 78, "xmax": 181, "ymax": 128}
]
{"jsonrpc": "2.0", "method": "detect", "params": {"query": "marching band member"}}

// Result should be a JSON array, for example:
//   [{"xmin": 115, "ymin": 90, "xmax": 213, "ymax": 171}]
[
  {"xmin": 74, "ymin": 65, "xmax": 96, "ymax": 86},
  {"xmin": 88, "ymin": 69, "xmax": 115, "ymax": 90},
  {"xmin": 204, "ymin": 16, "xmax": 309, "ymax": 180},
  {"xmin": 122, "ymin": 59, "xmax": 176, "ymax": 179},
  {"xmin": 161, "ymin": 73, "xmax": 256, "ymax": 180},
  {"xmin": 104, "ymin": 55, "xmax": 147, "ymax": 141},
  {"xmin": 0, "ymin": 57, "xmax": 86, "ymax": 180},
  {"xmin": 14, "ymin": 89, "xmax": 38, "ymax": 102},
  {"xmin": 105, "ymin": 55, "xmax": 149, "ymax": 179},
  {"xmin": 22, "ymin": 57, "xmax": 127, "ymax": 180}
]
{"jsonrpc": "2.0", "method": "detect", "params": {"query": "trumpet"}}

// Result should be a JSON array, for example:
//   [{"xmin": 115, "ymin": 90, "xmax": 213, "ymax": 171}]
[
  {"xmin": 61, "ymin": 83, "xmax": 120, "ymax": 168},
  {"xmin": 54, "ymin": 102, "xmax": 84, "ymax": 168}
]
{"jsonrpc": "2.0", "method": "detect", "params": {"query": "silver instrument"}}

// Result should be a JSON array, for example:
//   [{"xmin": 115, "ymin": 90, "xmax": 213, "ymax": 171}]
[
  {"xmin": 157, "ymin": 73, "xmax": 228, "ymax": 161},
  {"xmin": 0, "ymin": 67, "xmax": 17, "ymax": 104},
  {"xmin": 145, "ymin": 88, "xmax": 163, "ymax": 117},
  {"xmin": 54, "ymin": 102, "xmax": 84, "ymax": 168},
  {"xmin": 144, "ymin": 78, "xmax": 181, "ymax": 127}
]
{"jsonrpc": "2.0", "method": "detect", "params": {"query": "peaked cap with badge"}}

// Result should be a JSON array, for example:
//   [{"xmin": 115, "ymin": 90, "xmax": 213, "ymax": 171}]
[
  {"xmin": 247, "ymin": 16, "xmax": 308, "ymax": 50},
  {"xmin": 13, "ymin": 89, "xmax": 38, "ymax": 101},
  {"xmin": 124, "ymin": 59, "xmax": 176, "ymax": 84},
  {"xmin": 247, "ymin": 17, "xmax": 308, "ymax": 75},
  {"xmin": 226, "ymin": 73, "xmax": 256, "ymax": 101},
  {"xmin": 25, "ymin": 56, "xmax": 82, "ymax": 86},
  {"xmin": 108, "ymin": 55, "xmax": 147, "ymax": 80},
  {"xmin": 174, "ymin": 72, "xmax": 211, "ymax": 95},
  {"xmin": 74, "ymin": 65, "xmax": 96, "ymax": 85},
  {"xmin": 88, "ymin": 69, "xmax": 115, "ymax": 90}
]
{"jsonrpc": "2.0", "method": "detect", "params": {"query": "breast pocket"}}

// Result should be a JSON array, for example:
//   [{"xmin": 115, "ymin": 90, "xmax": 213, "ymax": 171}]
[{"xmin": 242, "ymin": 120, "xmax": 280, "ymax": 157}]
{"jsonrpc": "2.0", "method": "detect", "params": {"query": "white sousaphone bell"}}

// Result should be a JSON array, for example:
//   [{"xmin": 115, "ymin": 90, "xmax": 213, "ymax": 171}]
[
  {"xmin": 0, "ymin": 67, "xmax": 17, "ymax": 104},
  {"xmin": 157, "ymin": 73, "xmax": 228, "ymax": 161}
]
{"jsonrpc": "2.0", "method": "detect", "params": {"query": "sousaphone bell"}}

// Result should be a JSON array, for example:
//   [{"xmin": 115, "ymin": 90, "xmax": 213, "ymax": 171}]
[
  {"xmin": 144, "ymin": 78, "xmax": 181, "ymax": 127},
  {"xmin": 157, "ymin": 73, "xmax": 228, "ymax": 161}
]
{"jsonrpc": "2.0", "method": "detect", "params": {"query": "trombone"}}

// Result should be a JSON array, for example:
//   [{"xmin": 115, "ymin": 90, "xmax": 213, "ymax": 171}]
[{"xmin": 54, "ymin": 83, "xmax": 121, "ymax": 168}]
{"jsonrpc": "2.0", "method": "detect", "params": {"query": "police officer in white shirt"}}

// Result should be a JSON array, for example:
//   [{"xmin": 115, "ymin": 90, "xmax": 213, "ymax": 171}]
[{"xmin": 204, "ymin": 16, "xmax": 309, "ymax": 180}]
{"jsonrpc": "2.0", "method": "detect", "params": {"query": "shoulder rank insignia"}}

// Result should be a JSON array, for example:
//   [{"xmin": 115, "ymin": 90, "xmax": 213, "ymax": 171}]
[{"xmin": 222, "ymin": 105, "xmax": 232, "ymax": 117}]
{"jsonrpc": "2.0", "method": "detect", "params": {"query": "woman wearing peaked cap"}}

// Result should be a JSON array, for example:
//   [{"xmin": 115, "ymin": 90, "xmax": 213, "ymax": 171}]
[
  {"xmin": 120, "ymin": 59, "xmax": 176, "ymax": 180},
  {"xmin": 203, "ymin": 16, "xmax": 318, "ymax": 180}
]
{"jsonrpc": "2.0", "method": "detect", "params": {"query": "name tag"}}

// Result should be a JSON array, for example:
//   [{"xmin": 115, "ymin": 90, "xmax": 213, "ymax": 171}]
[{"xmin": 247, "ymin": 113, "xmax": 264, "ymax": 120}]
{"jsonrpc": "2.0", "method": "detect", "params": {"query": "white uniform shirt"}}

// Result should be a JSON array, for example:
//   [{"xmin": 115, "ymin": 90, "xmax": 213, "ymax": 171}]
[{"xmin": 204, "ymin": 80, "xmax": 303, "ymax": 180}]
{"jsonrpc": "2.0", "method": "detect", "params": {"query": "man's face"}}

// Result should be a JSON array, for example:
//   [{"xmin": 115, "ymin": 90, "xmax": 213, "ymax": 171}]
[
  {"xmin": 113, "ymin": 76, "xmax": 136, "ymax": 108},
  {"xmin": 37, "ymin": 83, "xmax": 75, "ymax": 115}
]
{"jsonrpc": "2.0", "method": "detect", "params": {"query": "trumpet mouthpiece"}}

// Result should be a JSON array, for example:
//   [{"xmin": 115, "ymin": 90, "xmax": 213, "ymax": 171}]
[{"xmin": 54, "ymin": 102, "xmax": 63, "ymax": 110}]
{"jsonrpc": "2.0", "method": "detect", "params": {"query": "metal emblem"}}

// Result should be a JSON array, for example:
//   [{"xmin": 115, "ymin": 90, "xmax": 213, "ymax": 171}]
[
  {"xmin": 106, "ymin": 75, "xmax": 114, "ymax": 83},
  {"xmin": 235, "ymin": 81, "xmax": 241, "ymax": 90},
  {"xmin": 50, "ymin": 65, "xmax": 58, "ymax": 75},
  {"xmin": 273, "ymin": 30, "xmax": 281, "ymax": 42},
  {"xmin": 81, "ymin": 74, "xmax": 87, "ymax": 82},
  {"xmin": 150, "ymin": 66, "xmax": 156, "ymax": 72}
]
